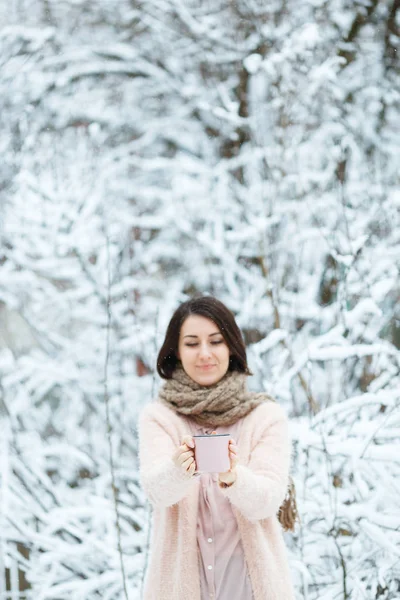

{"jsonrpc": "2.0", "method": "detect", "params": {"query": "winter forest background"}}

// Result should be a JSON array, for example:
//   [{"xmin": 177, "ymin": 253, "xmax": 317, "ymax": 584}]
[{"xmin": 0, "ymin": 0, "xmax": 399, "ymax": 599}]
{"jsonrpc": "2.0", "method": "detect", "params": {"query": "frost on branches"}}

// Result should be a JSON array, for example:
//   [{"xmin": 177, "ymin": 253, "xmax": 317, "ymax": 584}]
[{"xmin": 0, "ymin": 0, "xmax": 399, "ymax": 599}]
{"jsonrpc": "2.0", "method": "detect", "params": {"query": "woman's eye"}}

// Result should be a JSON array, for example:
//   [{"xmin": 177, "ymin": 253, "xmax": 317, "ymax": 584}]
[{"xmin": 185, "ymin": 340, "xmax": 223, "ymax": 347}]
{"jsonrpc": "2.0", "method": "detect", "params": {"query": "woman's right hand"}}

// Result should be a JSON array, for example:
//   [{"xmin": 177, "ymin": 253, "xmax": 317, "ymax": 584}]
[{"xmin": 172, "ymin": 435, "xmax": 196, "ymax": 477}]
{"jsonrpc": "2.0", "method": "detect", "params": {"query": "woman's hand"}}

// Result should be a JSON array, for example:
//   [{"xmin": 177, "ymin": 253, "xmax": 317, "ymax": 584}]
[
  {"xmin": 172, "ymin": 435, "xmax": 196, "ymax": 477},
  {"xmin": 218, "ymin": 437, "xmax": 239, "ymax": 486}
]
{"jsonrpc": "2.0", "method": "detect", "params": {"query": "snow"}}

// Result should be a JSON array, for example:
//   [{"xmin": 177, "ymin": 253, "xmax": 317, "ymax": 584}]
[
  {"xmin": 0, "ymin": 0, "xmax": 399, "ymax": 598},
  {"xmin": 243, "ymin": 53, "xmax": 262, "ymax": 75}
]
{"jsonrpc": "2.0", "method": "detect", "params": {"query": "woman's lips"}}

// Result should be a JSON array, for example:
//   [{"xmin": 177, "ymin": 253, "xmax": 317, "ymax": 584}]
[{"xmin": 198, "ymin": 365, "xmax": 216, "ymax": 370}]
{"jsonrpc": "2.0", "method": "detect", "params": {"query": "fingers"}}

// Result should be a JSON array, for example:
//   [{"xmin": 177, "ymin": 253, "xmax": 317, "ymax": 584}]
[
  {"xmin": 182, "ymin": 455, "xmax": 196, "ymax": 470},
  {"xmin": 186, "ymin": 458, "xmax": 196, "ymax": 474},
  {"xmin": 181, "ymin": 451, "xmax": 196, "ymax": 474},
  {"xmin": 181, "ymin": 435, "xmax": 195, "ymax": 448},
  {"xmin": 173, "ymin": 449, "xmax": 196, "ymax": 473},
  {"xmin": 229, "ymin": 438, "xmax": 238, "ymax": 455},
  {"xmin": 228, "ymin": 439, "xmax": 238, "ymax": 469},
  {"xmin": 181, "ymin": 449, "xmax": 194, "ymax": 462},
  {"xmin": 230, "ymin": 458, "xmax": 237, "ymax": 469}
]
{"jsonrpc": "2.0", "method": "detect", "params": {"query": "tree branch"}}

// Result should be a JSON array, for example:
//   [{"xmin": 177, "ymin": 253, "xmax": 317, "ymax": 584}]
[{"xmin": 338, "ymin": 0, "xmax": 380, "ymax": 67}]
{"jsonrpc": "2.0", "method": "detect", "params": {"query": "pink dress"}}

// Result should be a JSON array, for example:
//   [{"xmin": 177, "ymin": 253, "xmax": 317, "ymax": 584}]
[{"xmin": 185, "ymin": 416, "xmax": 254, "ymax": 600}]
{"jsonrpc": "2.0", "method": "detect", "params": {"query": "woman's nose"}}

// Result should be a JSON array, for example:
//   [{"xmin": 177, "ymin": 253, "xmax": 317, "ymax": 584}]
[{"xmin": 198, "ymin": 344, "xmax": 212, "ymax": 358}]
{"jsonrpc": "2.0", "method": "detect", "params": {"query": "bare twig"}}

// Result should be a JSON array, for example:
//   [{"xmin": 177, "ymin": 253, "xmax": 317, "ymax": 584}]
[
  {"xmin": 103, "ymin": 227, "xmax": 130, "ymax": 600},
  {"xmin": 257, "ymin": 252, "xmax": 319, "ymax": 414},
  {"xmin": 338, "ymin": 0, "xmax": 380, "ymax": 68}
]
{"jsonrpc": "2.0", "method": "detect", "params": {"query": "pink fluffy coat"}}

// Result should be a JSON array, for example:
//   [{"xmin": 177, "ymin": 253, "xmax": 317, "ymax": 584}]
[{"xmin": 138, "ymin": 400, "xmax": 296, "ymax": 600}]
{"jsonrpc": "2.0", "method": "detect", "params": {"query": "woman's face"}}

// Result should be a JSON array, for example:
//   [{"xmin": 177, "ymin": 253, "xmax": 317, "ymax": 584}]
[{"xmin": 177, "ymin": 315, "xmax": 230, "ymax": 386}]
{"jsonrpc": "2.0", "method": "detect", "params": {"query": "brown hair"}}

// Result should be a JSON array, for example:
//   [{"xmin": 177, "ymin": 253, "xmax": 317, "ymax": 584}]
[{"xmin": 157, "ymin": 295, "xmax": 252, "ymax": 379}]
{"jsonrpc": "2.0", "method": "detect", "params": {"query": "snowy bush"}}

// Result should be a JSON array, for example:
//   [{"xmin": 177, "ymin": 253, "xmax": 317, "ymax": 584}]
[{"xmin": 0, "ymin": 0, "xmax": 399, "ymax": 598}]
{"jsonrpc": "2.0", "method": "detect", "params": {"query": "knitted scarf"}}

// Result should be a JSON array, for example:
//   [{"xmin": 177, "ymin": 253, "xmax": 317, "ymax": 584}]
[
  {"xmin": 157, "ymin": 365, "xmax": 299, "ymax": 531},
  {"xmin": 158, "ymin": 365, "xmax": 273, "ymax": 427}
]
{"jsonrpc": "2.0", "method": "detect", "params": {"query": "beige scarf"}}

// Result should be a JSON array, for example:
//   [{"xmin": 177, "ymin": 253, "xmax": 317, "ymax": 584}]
[
  {"xmin": 158, "ymin": 365, "xmax": 274, "ymax": 427},
  {"xmin": 157, "ymin": 365, "xmax": 299, "ymax": 531}
]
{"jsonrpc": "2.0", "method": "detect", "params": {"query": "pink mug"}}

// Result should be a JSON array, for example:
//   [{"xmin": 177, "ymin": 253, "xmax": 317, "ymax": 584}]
[{"xmin": 193, "ymin": 434, "xmax": 231, "ymax": 473}]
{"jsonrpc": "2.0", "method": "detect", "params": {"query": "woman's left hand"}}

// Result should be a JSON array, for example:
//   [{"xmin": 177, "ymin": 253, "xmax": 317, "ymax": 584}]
[{"xmin": 218, "ymin": 437, "xmax": 239, "ymax": 486}]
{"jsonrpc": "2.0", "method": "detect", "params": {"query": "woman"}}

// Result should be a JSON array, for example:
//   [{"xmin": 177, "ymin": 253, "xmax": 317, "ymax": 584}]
[{"xmin": 138, "ymin": 296, "xmax": 296, "ymax": 600}]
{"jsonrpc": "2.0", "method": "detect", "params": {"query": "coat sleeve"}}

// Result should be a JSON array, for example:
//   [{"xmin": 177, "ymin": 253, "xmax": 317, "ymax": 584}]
[
  {"xmin": 137, "ymin": 405, "xmax": 195, "ymax": 508},
  {"xmin": 219, "ymin": 404, "xmax": 291, "ymax": 522}
]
